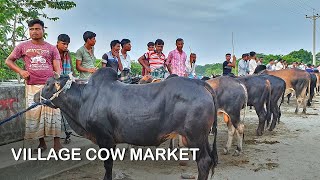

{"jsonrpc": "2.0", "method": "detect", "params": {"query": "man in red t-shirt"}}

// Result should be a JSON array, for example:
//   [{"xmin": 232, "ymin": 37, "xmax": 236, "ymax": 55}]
[{"xmin": 5, "ymin": 19, "xmax": 62, "ymax": 152}]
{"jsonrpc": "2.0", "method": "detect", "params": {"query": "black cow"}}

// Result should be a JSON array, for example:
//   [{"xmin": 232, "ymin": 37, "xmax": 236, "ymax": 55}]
[
  {"xmin": 40, "ymin": 68, "xmax": 218, "ymax": 180},
  {"xmin": 206, "ymin": 77, "xmax": 247, "ymax": 156},
  {"xmin": 258, "ymin": 75, "xmax": 286, "ymax": 131},
  {"xmin": 307, "ymin": 73, "xmax": 317, "ymax": 106},
  {"xmin": 237, "ymin": 76, "xmax": 272, "ymax": 136}
]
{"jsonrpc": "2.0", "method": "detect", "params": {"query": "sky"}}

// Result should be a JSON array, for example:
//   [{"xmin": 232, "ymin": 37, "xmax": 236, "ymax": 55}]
[{"xmin": 43, "ymin": 0, "xmax": 320, "ymax": 65}]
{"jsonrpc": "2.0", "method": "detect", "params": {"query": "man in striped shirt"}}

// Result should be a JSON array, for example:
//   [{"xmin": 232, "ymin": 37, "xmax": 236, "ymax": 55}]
[{"xmin": 138, "ymin": 39, "xmax": 168, "ymax": 78}]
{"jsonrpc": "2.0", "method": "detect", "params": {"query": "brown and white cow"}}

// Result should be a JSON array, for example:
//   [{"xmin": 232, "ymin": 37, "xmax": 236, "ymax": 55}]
[{"xmin": 263, "ymin": 69, "xmax": 311, "ymax": 114}]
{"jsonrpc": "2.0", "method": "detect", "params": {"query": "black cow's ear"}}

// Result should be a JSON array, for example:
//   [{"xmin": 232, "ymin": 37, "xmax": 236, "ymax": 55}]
[{"xmin": 54, "ymin": 82, "xmax": 61, "ymax": 91}]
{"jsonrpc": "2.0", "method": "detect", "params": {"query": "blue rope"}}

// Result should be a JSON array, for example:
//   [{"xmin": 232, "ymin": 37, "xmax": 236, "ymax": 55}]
[{"xmin": 0, "ymin": 100, "xmax": 52, "ymax": 126}]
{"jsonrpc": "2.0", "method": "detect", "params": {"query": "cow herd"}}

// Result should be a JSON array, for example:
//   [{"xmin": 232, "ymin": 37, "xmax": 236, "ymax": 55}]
[{"xmin": 39, "ymin": 67, "xmax": 319, "ymax": 180}]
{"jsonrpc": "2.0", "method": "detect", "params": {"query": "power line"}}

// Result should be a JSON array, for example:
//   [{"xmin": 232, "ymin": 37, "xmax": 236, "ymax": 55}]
[
  {"xmin": 297, "ymin": 0, "xmax": 320, "ymax": 14},
  {"xmin": 290, "ymin": 0, "xmax": 311, "ymax": 12},
  {"xmin": 270, "ymin": 0, "xmax": 304, "ymax": 16}
]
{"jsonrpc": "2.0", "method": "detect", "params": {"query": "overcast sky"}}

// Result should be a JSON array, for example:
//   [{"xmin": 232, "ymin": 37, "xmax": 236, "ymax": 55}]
[{"xmin": 43, "ymin": 0, "xmax": 320, "ymax": 65}]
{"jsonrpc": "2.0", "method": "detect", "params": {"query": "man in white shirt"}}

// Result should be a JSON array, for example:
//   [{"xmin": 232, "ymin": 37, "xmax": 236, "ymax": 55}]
[
  {"xmin": 275, "ymin": 59, "xmax": 284, "ymax": 70},
  {"xmin": 186, "ymin": 53, "xmax": 197, "ymax": 78},
  {"xmin": 248, "ymin": 51, "xmax": 257, "ymax": 75},
  {"xmin": 266, "ymin": 59, "xmax": 275, "ymax": 71},
  {"xmin": 119, "ymin": 39, "xmax": 132, "ymax": 83},
  {"xmin": 238, "ymin": 53, "xmax": 249, "ymax": 76},
  {"xmin": 119, "ymin": 39, "xmax": 131, "ymax": 70}
]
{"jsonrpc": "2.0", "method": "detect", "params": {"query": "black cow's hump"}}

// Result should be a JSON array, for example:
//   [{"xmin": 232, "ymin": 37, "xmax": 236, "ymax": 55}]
[
  {"xmin": 254, "ymin": 65, "xmax": 266, "ymax": 74},
  {"xmin": 90, "ymin": 67, "xmax": 118, "ymax": 83}
]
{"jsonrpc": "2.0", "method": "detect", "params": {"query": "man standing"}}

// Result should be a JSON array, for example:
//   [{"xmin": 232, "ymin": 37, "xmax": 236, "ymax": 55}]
[
  {"xmin": 119, "ymin": 39, "xmax": 132, "ymax": 83},
  {"xmin": 119, "ymin": 39, "xmax": 132, "ymax": 71},
  {"xmin": 138, "ymin": 39, "xmax": 167, "ymax": 78},
  {"xmin": 266, "ymin": 59, "xmax": 275, "ymax": 71},
  {"xmin": 5, "ymin": 19, "xmax": 62, "ymax": 152},
  {"xmin": 75, "ymin": 31, "xmax": 97, "ymax": 79},
  {"xmin": 238, "ymin": 53, "xmax": 249, "ymax": 76},
  {"xmin": 141, "ymin": 42, "xmax": 155, "ymax": 76},
  {"xmin": 248, "ymin": 51, "xmax": 257, "ymax": 75},
  {"xmin": 166, "ymin": 38, "xmax": 187, "ymax": 77},
  {"xmin": 222, "ymin": 53, "xmax": 236, "ymax": 76},
  {"xmin": 101, "ymin": 40, "xmax": 123, "ymax": 73},
  {"xmin": 186, "ymin": 53, "xmax": 197, "ymax": 78},
  {"xmin": 257, "ymin": 57, "xmax": 263, "ymax": 65},
  {"xmin": 306, "ymin": 64, "xmax": 314, "ymax": 73},
  {"xmin": 56, "ymin": 34, "xmax": 74, "ymax": 75},
  {"xmin": 275, "ymin": 59, "xmax": 284, "ymax": 70}
]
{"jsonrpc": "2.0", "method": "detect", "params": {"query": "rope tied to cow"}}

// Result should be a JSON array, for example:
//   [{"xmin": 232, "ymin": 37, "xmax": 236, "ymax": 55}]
[
  {"xmin": 0, "ymin": 74, "xmax": 74, "ymax": 126},
  {"xmin": 0, "ymin": 99, "xmax": 52, "ymax": 126}
]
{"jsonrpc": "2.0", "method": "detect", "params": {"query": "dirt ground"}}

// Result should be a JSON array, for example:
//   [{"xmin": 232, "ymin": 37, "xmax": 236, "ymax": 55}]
[{"xmin": 48, "ymin": 96, "xmax": 320, "ymax": 180}]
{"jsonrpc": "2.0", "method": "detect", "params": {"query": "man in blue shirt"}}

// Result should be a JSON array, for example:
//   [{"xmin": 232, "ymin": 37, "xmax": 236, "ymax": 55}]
[{"xmin": 306, "ymin": 64, "xmax": 314, "ymax": 73}]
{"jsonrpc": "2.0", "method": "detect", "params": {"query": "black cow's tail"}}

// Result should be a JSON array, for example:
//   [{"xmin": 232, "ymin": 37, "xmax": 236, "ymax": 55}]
[
  {"xmin": 307, "ymin": 74, "xmax": 312, "ymax": 106},
  {"xmin": 266, "ymin": 80, "xmax": 272, "ymax": 128},
  {"xmin": 204, "ymin": 83, "xmax": 218, "ymax": 177},
  {"xmin": 278, "ymin": 82, "xmax": 286, "ymax": 123}
]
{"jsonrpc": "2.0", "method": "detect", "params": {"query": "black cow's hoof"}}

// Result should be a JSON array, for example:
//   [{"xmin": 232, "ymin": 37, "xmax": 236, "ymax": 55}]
[{"xmin": 256, "ymin": 131, "xmax": 263, "ymax": 136}]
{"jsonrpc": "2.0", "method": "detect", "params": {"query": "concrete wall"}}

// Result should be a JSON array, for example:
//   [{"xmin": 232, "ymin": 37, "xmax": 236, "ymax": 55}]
[{"xmin": 0, "ymin": 83, "xmax": 25, "ymax": 145}]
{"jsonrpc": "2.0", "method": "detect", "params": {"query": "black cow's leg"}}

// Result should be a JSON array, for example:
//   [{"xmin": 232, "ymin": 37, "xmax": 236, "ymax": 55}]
[
  {"xmin": 255, "ymin": 105, "xmax": 266, "ymax": 136},
  {"xmin": 287, "ymin": 93, "xmax": 291, "ymax": 104},
  {"xmin": 97, "ymin": 138, "xmax": 115, "ymax": 180},
  {"xmin": 269, "ymin": 106, "xmax": 278, "ymax": 131},
  {"xmin": 278, "ymin": 109, "xmax": 282, "ymax": 124},
  {"xmin": 196, "ymin": 143, "xmax": 212, "ymax": 180}
]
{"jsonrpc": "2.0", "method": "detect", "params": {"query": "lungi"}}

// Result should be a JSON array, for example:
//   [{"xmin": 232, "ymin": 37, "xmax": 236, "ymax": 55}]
[{"xmin": 24, "ymin": 84, "xmax": 61, "ymax": 139}]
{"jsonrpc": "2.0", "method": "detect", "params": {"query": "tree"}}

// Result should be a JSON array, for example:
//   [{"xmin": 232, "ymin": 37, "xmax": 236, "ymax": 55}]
[
  {"xmin": 287, "ymin": 49, "xmax": 312, "ymax": 64},
  {"xmin": 131, "ymin": 61, "xmax": 142, "ymax": 76},
  {"xmin": 263, "ymin": 54, "xmax": 282, "ymax": 63},
  {"xmin": 0, "ymin": 0, "xmax": 76, "ymax": 81}
]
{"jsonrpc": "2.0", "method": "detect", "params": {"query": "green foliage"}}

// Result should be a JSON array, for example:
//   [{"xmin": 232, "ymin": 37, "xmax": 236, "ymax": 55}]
[
  {"xmin": 263, "ymin": 54, "xmax": 282, "ymax": 63},
  {"xmin": 204, "ymin": 63, "xmax": 223, "ymax": 76},
  {"xmin": 131, "ymin": 61, "xmax": 142, "ymax": 76},
  {"xmin": 287, "ymin": 49, "xmax": 312, "ymax": 64}
]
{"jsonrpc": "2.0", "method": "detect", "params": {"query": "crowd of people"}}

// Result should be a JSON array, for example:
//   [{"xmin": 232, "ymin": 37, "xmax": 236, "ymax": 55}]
[
  {"xmin": 4, "ymin": 18, "xmax": 320, "ymax": 152},
  {"xmin": 223, "ymin": 51, "xmax": 320, "ymax": 76},
  {"xmin": 73, "ymin": 31, "xmax": 199, "ymax": 81},
  {"xmin": 4, "ymin": 19, "xmax": 199, "ymax": 152}
]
